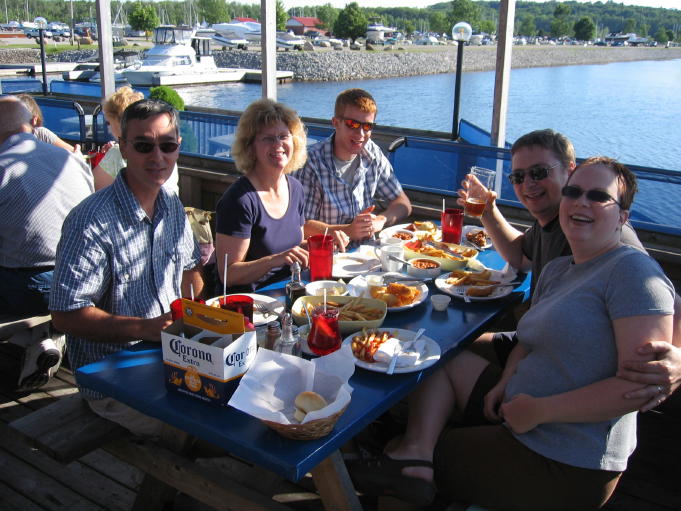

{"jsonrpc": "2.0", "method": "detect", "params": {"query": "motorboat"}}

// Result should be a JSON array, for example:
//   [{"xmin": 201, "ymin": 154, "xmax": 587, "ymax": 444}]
[
  {"xmin": 211, "ymin": 21, "xmax": 261, "ymax": 44},
  {"xmin": 276, "ymin": 31, "xmax": 305, "ymax": 50},
  {"xmin": 366, "ymin": 20, "xmax": 396, "ymax": 42},
  {"xmin": 122, "ymin": 26, "xmax": 247, "ymax": 86},
  {"xmin": 211, "ymin": 29, "xmax": 249, "ymax": 49}
]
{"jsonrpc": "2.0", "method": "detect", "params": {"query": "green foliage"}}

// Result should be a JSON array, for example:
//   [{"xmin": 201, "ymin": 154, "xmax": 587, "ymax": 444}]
[
  {"xmin": 404, "ymin": 19, "xmax": 415, "ymax": 36},
  {"xmin": 479, "ymin": 19, "xmax": 496, "ymax": 35},
  {"xmin": 623, "ymin": 18, "xmax": 636, "ymax": 34},
  {"xmin": 449, "ymin": 0, "xmax": 481, "ymax": 31},
  {"xmin": 573, "ymin": 17, "xmax": 595, "ymax": 41},
  {"xmin": 276, "ymin": 0, "xmax": 287, "ymax": 31},
  {"xmin": 429, "ymin": 12, "xmax": 449, "ymax": 35},
  {"xmin": 198, "ymin": 0, "xmax": 228, "ymax": 25},
  {"xmin": 128, "ymin": 2, "xmax": 159, "ymax": 34},
  {"xmin": 655, "ymin": 28, "xmax": 669, "ymax": 44},
  {"xmin": 518, "ymin": 14, "xmax": 536, "ymax": 37},
  {"xmin": 149, "ymin": 86, "xmax": 185, "ymax": 111},
  {"xmin": 316, "ymin": 3, "xmax": 339, "ymax": 31},
  {"xmin": 333, "ymin": 2, "xmax": 367, "ymax": 42},
  {"xmin": 551, "ymin": 3, "xmax": 572, "ymax": 38}
]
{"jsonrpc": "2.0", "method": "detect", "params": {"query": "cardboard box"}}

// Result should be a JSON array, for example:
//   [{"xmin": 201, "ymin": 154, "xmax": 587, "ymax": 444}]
[{"xmin": 162, "ymin": 299, "xmax": 257, "ymax": 406}]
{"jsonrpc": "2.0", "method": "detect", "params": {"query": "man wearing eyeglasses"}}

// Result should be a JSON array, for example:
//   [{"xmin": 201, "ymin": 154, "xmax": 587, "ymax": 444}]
[
  {"xmin": 295, "ymin": 88, "xmax": 412, "ymax": 242},
  {"xmin": 459, "ymin": 128, "xmax": 681, "ymax": 411},
  {"xmin": 49, "ymin": 99, "xmax": 202, "ymax": 435}
]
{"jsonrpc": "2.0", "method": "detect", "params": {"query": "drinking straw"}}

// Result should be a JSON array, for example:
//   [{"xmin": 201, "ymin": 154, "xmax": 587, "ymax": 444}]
[
  {"xmin": 442, "ymin": 197, "xmax": 445, "ymax": 212},
  {"xmin": 323, "ymin": 227, "xmax": 329, "ymax": 247},
  {"xmin": 323, "ymin": 289, "xmax": 327, "ymax": 313},
  {"xmin": 190, "ymin": 283, "xmax": 195, "ymax": 301},
  {"xmin": 222, "ymin": 253, "xmax": 228, "ymax": 297}
]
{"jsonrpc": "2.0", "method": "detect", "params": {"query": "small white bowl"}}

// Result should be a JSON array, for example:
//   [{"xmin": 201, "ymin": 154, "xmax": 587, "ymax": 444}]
[
  {"xmin": 387, "ymin": 229, "xmax": 416, "ymax": 243},
  {"xmin": 407, "ymin": 258, "xmax": 442, "ymax": 279},
  {"xmin": 305, "ymin": 280, "xmax": 349, "ymax": 297},
  {"xmin": 430, "ymin": 294, "xmax": 451, "ymax": 311}
]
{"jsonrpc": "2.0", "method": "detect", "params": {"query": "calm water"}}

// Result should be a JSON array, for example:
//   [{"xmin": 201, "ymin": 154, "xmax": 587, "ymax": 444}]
[{"xmin": 179, "ymin": 58, "xmax": 681, "ymax": 172}]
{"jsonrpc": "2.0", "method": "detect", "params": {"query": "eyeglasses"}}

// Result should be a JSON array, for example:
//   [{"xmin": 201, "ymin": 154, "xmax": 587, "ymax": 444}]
[
  {"xmin": 257, "ymin": 133, "xmax": 292, "ymax": 145},
  {"xmin": 561, "ymin": 185, "xmax": 622, "ymax": 208},
  {"xmin": 124, "ymin": 140, "xmax": 180, "ymax": 154},
  {"xmin": 340, "ymin": 117, "xmax": 375, "ymax": 132},
  {"xmin": 508, "ymin": 162, "xmax": 561, "ymax": 185}
]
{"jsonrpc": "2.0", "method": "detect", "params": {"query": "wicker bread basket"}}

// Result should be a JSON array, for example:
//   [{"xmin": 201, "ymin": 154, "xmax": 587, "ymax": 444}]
[{"xmin": 262, "ymin": 405, "xmax": 348, "ymax": 441}]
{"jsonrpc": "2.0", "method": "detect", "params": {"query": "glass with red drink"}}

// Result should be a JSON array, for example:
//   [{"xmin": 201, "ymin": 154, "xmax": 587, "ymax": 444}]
[
  {"xmin": 308, "ymin": 234, "xmax": 333, "ymax": 281},
  {"xmin": 218, "ymin": 295, "xmax": 254, "ymax": 324},
  {"xmin": 307, "ymin": 306, "xmax": 342, "ymax": 356},
  {"xmin": 464, "ymin": 167, "xmax": 496, "ymax": 218},
  {"xmin": 170, "ymin": 297, "xmax": 205, "ymax": 320},
  {"xmin": 441, "ymin": 208, "xmax": 464, "ymax": 244}
]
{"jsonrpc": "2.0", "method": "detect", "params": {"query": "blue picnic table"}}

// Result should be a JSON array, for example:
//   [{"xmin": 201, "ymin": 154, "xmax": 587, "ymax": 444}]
[{"xmin": 76, "ymin": 249, "xmax": 529, "ymax": 509}]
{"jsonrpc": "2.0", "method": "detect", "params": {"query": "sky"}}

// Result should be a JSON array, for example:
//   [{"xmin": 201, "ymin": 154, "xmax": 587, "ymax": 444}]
[{"xmin": 267, "ymin": 0, "xmax": 679, "ymax": 10}]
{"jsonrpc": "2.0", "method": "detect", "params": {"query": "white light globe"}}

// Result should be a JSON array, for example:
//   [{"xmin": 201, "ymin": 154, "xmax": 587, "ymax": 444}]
[
  {"xmin": 34, "ymin": 17, "xmax": 47, "ymax": 28},
  {"xmin": 452, "ymin": 22, "xmax": 472, "ymax": 42}
]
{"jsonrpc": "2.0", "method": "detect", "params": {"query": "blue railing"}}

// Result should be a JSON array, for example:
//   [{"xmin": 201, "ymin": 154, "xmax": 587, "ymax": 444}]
[{"xmin": 35, "ymin": 97, "xmax": 87, "ymax": 144}]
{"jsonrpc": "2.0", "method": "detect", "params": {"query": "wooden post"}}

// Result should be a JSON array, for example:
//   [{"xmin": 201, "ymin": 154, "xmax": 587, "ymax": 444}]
[
  {"xmin": 260, "ymin": 0, "xmax": 277, "ymax": 100},
  {"xmin": 490, "ymin": 0, "xmax": 516, "ymax": 149},
  {"xmin": 94, "ymin": 0, "xmax": 115, "ymax": 99},
  {"xmin": 310, "ymin": 450, "xmax": 362, "ymax": 511}
]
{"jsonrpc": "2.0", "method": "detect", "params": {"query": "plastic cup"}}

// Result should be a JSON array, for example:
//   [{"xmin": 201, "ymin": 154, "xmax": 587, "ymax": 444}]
[
  {"xmin": 465, "ymin": 167, "xmax": 496, "ymax": 218},
  {"xmin": 308, "ymin": 234, "xmax": 334, "ymax": 281},
  {"xmin": 307, "ymin": 306, "xmax": 342, "ymax": 356},
  {"xmin": 219, "ymin": 295, "xmax": 254, "ymax": 323},
  {"xmin": 441, "ymin": 208, "xmax": 464, "ymax": 244}
]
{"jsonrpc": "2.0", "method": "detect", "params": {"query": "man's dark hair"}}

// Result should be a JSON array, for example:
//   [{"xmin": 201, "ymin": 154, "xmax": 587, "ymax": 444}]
[{"xmin": 120, "ymin": 99, "xmax": 179, "ymax": 139}]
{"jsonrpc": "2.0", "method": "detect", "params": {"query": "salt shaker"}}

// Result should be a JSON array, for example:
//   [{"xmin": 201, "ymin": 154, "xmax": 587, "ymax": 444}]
[{"xmin": 274, "ymin": 313, "xmax": 301, "ymax": 357}]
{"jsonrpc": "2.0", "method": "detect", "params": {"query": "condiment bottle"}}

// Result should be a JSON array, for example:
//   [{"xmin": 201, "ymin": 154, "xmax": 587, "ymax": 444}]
[
  {"xmin": 285, "ymin": 262, "xmax": 306, "ymax": 312},
  {"xmin": 274, "ymin": 313, "xmax": 301, "ymax": 357},
  {"xmin": 265, "ymin": 320, "xmax": 281, "ymax": 350}
]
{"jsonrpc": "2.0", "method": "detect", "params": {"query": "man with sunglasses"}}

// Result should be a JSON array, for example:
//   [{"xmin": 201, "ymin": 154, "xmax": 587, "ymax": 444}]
[
  {"xmin": 295, "ymin": 88, "xmax": 412, "ymax": 242},
  {"xmin": 459, "ymin": 129, "xmax": 681, "ymax": 410},
  {"xmin": 50, "ymin": 99, "xmax": 202, "ymax": 435},
  {"xmin": 0, "ymin": 96, "xmax": 93, "ymax": 391}
]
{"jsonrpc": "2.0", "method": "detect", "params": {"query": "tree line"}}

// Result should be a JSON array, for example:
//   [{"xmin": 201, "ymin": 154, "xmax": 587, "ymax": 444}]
[{"xmin": 4, "ymin": 0, "xmax": 680, "ymax": 43}]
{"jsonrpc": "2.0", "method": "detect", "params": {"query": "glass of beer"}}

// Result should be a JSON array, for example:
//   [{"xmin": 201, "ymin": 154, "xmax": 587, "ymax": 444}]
[{"xmin": 465, "ymin": 167, "xmax": 496, "ymax": 218}]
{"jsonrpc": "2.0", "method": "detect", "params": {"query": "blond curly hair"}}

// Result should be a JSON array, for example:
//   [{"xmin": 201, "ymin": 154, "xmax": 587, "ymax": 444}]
[
  {"xmin": 103, "ymin": 86, "xmax": 145, "ymax": 123},
  {"xmin": 231, "ymin": 99, "xmax": 307, "ymax": 175}
]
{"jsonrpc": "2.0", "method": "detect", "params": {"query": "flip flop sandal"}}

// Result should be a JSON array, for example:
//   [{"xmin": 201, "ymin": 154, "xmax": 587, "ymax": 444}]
[{"xmin": 348, "ymin": 454, "xmax": 436, "ymax": 506}]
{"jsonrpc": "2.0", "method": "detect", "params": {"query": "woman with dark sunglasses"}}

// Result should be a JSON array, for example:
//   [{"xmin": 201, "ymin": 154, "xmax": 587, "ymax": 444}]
[
  {"xmin": 91, "ymin": 86, "xmax": 180, "ymax": 194},
  {"xmin": 214, "ymin": 99, "xmax": 313, "ymax": 294},
  {"xmin": 351, "ymin": 157, "xmax": 674, "ymax": 510}
]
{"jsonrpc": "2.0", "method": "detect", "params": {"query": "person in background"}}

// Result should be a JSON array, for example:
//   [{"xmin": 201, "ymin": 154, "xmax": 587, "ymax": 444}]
[
  {"xmin": 50, "ymin": 99, "xmax": 201, "ymax": 435},
  {"xmin": 352, "ymin": 158, "xmax": 674, "ymax": 510},
  {"xmin": 294, "ymin": 88, "xmax": 411, "ymax": 243},
  {"xmin": 458, "ymin": 129, "xmax": 681, "ymax": 411},
  {"xmin": 215, "ymin": 99, "xmax": 347, "ymax": 294},
  {"xmin": 92, "ymin": 86, "xmax": 179, "ymax": 194},
  {"xmin": 17, "ymin": 93, "xmax": 80, "ymax": 154},
  {"xmin": 0, "ymin": 96, "xmax": 93, "ymax": 390}
]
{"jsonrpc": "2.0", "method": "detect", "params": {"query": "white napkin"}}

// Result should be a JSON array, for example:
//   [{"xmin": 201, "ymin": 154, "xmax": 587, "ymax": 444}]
[{"xmin": 373, "ymin": 337, "xmax": 426, "ymax": 368}]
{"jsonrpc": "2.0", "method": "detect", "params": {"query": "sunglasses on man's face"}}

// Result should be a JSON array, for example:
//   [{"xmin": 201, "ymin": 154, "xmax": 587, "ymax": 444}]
[
  {"xmin": 340, "ymin": 117, "xmax": 375, "ymax": 132},
  {"xmin": 125, "ymin": 140, "xmax": 180, "ymax": 154},
  {"xmin": 561, "ymin": 185, "xmax": 622, "ymax": 208},
  {"xmin": 508, "ymin": 162, "xmax": 561, "ymax": 185}
]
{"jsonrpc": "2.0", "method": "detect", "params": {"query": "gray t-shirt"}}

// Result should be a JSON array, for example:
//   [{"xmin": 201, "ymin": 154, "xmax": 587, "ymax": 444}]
[
  {"xmin": 506, "ymin": 245, "xmax": 674, "ymax": 472},
  {"xmin": 521, "ymin": 216, "xmax": 644, "ymax": 294}
]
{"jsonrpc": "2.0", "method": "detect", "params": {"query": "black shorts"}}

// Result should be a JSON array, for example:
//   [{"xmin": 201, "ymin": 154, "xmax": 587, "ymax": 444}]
[{"xmin": 492, "ymin": 330, "xmax": 518, "ymax": 366}]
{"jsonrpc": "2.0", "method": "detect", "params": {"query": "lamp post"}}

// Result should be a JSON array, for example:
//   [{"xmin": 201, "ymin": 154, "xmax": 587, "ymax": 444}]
[
  {"xmin": 451, "ymin": 21, "xmax": 472, "ymax": 140},
  {"xmin": 34, "ymin": 16, "xmax": 48, "ymax": 95}
]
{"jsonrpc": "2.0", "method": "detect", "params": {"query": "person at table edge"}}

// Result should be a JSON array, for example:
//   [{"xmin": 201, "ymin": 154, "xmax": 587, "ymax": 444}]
[
  {"xmin": 294, "ymin": 88, "xmax": 412, "ymax": 242},
  {"xmin": 49, "ymin": 99, "xmax": 202, "ymax": 435},
  {"xmin": 215, "ymin": 99, "xmax": 348, "ymax": 294},
  {"xmin": 458, "ymin": 129, "xmax": 681, "ymax": 410}
]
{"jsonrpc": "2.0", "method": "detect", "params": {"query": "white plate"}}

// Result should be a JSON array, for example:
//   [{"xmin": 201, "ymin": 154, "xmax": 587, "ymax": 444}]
[
  {"xmin": 205, "ymin": 293, "xmax": 284, "ymax": 326},
  {"xmin": 379, "ymin": 224, "xmax": 440, "ymax": 242},
  {"xmin": 347, "ymin": 273, "xmax": 429, "ymax": 311},
  {"xmin": 434, "ymin": 265, "xmax": 518, "ymax": 301},
  {"xmin": 333, "ymin": 253, "xmax": 381, "ymax": 278},
  {"xmin": 342, "ymin": 328, "xmax": 441, "ymax": 374},
  {"xmin": 462, "ymin": 225, "xmax": 492, "ymax": 250}
]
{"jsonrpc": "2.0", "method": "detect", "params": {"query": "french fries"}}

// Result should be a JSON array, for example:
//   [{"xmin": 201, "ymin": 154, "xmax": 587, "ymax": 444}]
[
  {"xmin": 445, "ymin": 269, "xmax": 499, "ymax": 287},
  {"xmin": 303, "ymin": 298, "xmax": 384, "ymax": 322},
  {"xmin": 351, "ymin": 328, "xmax": 396, "ymax": 362}
]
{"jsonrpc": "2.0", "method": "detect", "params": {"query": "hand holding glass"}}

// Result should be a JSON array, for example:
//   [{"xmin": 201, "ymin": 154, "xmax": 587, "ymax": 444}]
[{"xmin": 465, "ymin": 167, "xmax": 496, "ymax": 218}]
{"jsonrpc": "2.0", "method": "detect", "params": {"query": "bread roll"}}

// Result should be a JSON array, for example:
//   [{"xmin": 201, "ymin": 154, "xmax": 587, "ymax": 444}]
[{"xmin": 295, "ymin": 391, "xmax": 328, "ymax": 413}]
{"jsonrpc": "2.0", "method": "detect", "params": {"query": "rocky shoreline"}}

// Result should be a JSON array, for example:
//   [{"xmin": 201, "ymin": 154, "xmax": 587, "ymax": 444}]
[{"xmin": 1, "ymin": 45, "xmax": 680, "ymax": 82}]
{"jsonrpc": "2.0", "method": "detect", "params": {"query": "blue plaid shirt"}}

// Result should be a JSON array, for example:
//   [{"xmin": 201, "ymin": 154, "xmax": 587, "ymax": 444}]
[
  {"xmin": 50, "ymin": 170, "xmax": 199, "ymax": 400},
  {"xmin": 294, "ymin": 134, "xmax": 403, "ymax": 226}
]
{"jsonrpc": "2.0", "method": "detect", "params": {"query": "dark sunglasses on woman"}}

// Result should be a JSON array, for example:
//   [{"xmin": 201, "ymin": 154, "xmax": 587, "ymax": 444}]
[
  {"xmin": 561, "ymin": 185, "xmax": 622, "ymax": 208},
  {"xmin": 508, "ymin": 162, "xmax": 561, "ymax": 185}
]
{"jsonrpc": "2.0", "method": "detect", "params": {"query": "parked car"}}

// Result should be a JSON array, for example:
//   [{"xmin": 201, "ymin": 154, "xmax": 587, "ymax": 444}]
[{"xmin": 25, "ymin": 28, "xmax": 53, "ymax": 38}]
